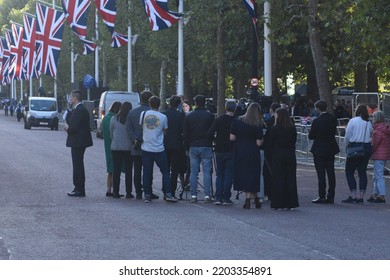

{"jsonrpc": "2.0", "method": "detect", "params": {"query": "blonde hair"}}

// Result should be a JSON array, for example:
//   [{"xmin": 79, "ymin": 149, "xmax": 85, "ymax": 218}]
[{"xmin": 239, "ymin": 103, "xmax": 262, "ymax": 127}]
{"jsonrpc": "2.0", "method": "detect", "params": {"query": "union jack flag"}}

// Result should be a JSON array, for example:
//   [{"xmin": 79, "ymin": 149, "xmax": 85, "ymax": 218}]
[
  {"xmin": 61, "ymin": 0, "xmax": 96, "ymax": 54},
  {"xmin": 2, "ymin": 33, "xmax": 11, "ymax": 85},
  {"xmin": 22, "ymin": 14, "xmax": 37, "ymax": 80},
  {"xmin": 94, "ymin": 0, "xmax": 128, "ymax": 47},
  {"xmin": 243, "ymin": 0, "xmax": 257, "ymax": 25},
  {"xmin": 9, "ymin": 23, "xmax": 24, "ymax": 80},
  {"xmin": 142, "ymin": 0, "xmax": 182, "ymax": 31},
  {"xmin": 35, "ymin": 2, "xmax": 65, "ymax": 78},
  {"xmin": 0, "ymin": 37, "xmax": 5, "ymax": 83}
]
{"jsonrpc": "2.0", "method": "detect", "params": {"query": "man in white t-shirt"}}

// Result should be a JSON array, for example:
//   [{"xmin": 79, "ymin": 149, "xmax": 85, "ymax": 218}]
[{"xmin": 140, "ymin": 96, "xmax": 178, "ymax": 203}]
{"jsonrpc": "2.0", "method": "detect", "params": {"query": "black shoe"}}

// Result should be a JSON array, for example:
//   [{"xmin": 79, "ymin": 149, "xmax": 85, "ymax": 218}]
[
  {"xmin": 112, "ymin": 193, "xmax": 121, "ymax": 198},
  {"xmin": 372, "ymin": 197, "xmax": 386, "ymax": 204},
  {"xmin": 325, "ymin": 198, "xmax": 334, "ymax": 204},
  {"xmin": 126, "ymin": 193, "xmax": 135, "ymax": 199},
  {"xmin": 136, "ymin": 194, "xmax": 143, "ymax": 199},
  {"xmin": 151, "ymin": 193, "xmax": 159, "ymax": 199},
  {"xmin": 67, "ymin": 191, "xmax": 85, "ymax": 197},
  {"xmin": 105, "ymin": 192, "xmax": 113, "ymax": 197},
  {"xmin": 367, "ymin": 196, "xmax": 376, "ymax": 202},
  {"xmin": 312, "ymin": 197, "xmax": 327, "ymax": 204},
  {"xmin": 342, "ymin": 196, "xmax": 356, "ymax": 204},
  {"xmin": 355, "ymin": 198, "xmax": 364, "ymax": 204}
]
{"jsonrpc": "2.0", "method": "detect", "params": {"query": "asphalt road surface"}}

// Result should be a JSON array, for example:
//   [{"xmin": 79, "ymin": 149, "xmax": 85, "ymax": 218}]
[{"xmin": 0, "ymin": 111, "xmax": 389, "ymax": 260}]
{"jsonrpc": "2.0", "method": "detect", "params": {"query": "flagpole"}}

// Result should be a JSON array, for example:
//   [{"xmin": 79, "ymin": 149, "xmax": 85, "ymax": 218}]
[
  {"xmin": 20, "ymin": 80, "xmax": 23, "ymax": 101},
  {"xmin": 95, "ymin": 9, "xmax": 99, "ymax": 88},
  {"xmin": 177, "ymin": 0, "xmax": 184, "ymax": 96},
  {"xmin": 71, "ymin": 38, "xmax": 74, "ymax": 84},
  {"xmin": 29, "ymin": 78, "xmax": 33, "ymax": 97},
  {"xmin": 52, "ymin": 0, "xmax": 57, "ymax": 100},
  {"xmin": 127, "ymin": 23, "xmax": 132, "ymax": 92},
  {"xmin": 264, "ymin": 0, "xmax": 272, "ymax": 96}
]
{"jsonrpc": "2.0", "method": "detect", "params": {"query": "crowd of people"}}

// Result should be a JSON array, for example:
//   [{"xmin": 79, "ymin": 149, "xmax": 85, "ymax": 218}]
[{"xmin": 62, "ymin": 89, "xmax": 389, "ymax": 210}]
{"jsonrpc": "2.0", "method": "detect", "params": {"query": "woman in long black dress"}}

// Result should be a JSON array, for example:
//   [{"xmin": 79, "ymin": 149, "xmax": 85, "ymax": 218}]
[
  {"xmin": 268, "ymin": 108, "xmax": 299, "ymax": 210},
  {"xmin": 230, "ymin": 103, "xmax": 264, "ymax": 209}
]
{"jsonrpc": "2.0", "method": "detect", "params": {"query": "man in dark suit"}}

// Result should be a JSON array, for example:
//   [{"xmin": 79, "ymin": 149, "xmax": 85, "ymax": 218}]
[
  {"xmin": 309, "ymin": 100, "xmax": 340, "ymax": 204},
  {"xmin": 163, "ymin": 95, "xmax": 185, "ymax": 198},
  {"xmin": 65, "ymin": 90, "xmax": 93, "ymax": 197}
]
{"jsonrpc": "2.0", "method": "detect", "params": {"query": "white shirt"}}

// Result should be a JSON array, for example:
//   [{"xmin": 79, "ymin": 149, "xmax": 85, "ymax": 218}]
[
  {"xmin": 345, "ymin": 116, "xmax": 373, "ymax": 145},
  {"xmin": 140, "ymin": 110, "xmax": 168, "ymax": 153}
]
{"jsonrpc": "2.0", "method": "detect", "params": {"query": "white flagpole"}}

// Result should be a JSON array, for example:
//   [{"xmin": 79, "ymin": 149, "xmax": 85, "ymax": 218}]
[
  {"xmin": 20, "ymin": 80, "xmax": 23, "ymax": 101},
  {"xmin": 264, "ymin": 0, "xmax": 272, "ymax": 97},
  {"xmin": 71, "ymin": 39, "xmax": 74, "ymax": 84},
  {"xmin": 29, "ymin": 79, "xmax": 33, "ymax": 97},
  {"xmin": 177, "ymin": 0, "xmax": 184, "ymax": 96},
  {"xmin": 127, "ymin": 23, "xmax": 132, "ymax": 92},
  {"xmin": 95, "ymin": 9, "xmax": 99, "ymax": 88}
]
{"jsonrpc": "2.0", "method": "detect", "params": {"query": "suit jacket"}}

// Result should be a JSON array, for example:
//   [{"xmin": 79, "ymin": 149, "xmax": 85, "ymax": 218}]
[
  {"xmin": 308, "ymin": 112, "xmax": 340, "ymax": 156},
  {"xmin": 163, "ymin": 107, "xmax": 185, "ymax": 150},
  {"xmin": 66, "ymin": 103, "xmax": 93, "ymax": 148}
]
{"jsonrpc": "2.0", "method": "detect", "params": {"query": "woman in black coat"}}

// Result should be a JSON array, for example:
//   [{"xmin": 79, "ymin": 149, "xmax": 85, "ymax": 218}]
[{"xmin": 268, "ymin": 108, "xmax": 299, "ymax": 210}]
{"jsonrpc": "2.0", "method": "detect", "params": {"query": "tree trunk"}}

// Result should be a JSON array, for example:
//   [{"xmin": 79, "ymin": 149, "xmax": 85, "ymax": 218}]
[
  {"xmin": 307, "ymin": 0, "xmax": 333, "ymax": 114},
  {"xmin": 159, "ymin": 60, "xmax": 167, "ymax": 111},
  {"xmin": 367, "ymin": 62, "xmax": 378, "ymax": 92},
  {"xmin": 354, "ymin": 63, "xmax": 367, "ymax": 92},
  {"xmin": 216, "ymin": 21, "xmax": 226, "ymax": 116}
]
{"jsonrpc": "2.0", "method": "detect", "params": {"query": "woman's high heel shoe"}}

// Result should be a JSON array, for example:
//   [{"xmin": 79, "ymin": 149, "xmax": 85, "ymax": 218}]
[
  {"xmin": 254, "ymin": 197, "xmax": 262, "ymax": 209},
  {"xmin": 243, "ymin": 198, "xmax": 251, "ymax": 209}
]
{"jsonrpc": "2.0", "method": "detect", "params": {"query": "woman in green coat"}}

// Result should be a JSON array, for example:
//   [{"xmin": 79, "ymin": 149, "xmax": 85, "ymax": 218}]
[{"xmin": 102, "ymin": 101, "xmax": 122, "ymax": 196}]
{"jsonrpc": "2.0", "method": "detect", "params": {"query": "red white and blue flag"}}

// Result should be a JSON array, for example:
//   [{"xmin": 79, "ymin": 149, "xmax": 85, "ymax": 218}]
[
  {"xmin": 35, "ymin": 2, "xmax": 65, "ymax": 78},
  {"xmin": 3, "ymin": 30, "xmax": 13, "ymax": 85},
  {"xmin": 94, "ymin": 0, "xmax": 128, "ymax": 47},
  {"xmin": 243, "ymin": 0, "xmax": 257, "ymax": 25},
  {"xmin": 9, "ymin": 22, "xmax": 24, "ymax": 80},
  {"xmin": 61, "ymin": 0, "xmax": 96, "ymax": 54},
  {"xmin": 142, "ymin": 0, "xmax": 182, "ymax": 31},
  {"xmin": 0, "ymin": 37, "xmax": 6, "ymax": 84},
  {"xmin": 22, "ymin": 14, "xmax": 37, "ymax": 80}
]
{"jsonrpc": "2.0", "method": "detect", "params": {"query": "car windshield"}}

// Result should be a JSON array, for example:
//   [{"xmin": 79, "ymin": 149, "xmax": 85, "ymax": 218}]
[{"xmin": 30, "ymin": 100, "xmax": 57, "ymax": 111}]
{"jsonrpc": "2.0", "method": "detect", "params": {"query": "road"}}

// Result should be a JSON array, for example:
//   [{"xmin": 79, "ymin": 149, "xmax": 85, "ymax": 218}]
[{"xmin": 0, "ymin": 111, "xmax": 389, "ymax": 260}]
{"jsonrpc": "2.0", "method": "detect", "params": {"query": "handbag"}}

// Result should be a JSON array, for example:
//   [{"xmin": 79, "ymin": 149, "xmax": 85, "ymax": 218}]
[
  {"xmin": 346, "ymin": 121, "xmax": 368, "ymax": 159},
  {"xmin": 347, "ymin": 145, "xmax": 365, "ymax": 159}
]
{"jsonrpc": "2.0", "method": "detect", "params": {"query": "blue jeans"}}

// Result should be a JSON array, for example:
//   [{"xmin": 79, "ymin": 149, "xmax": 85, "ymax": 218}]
[
  {"xmin": 373, "ymin": 160, "xmax": 386, "ymax": 196},
  {"xmin": 215, "ymin": 152, "xmax": 233, "ymax": 201},
  {"xmin": 189, "ymin": 147, "xmax": 212, "ymax": 197},
  {"xmin": 141, "ymin": 150, "xmax": 172, "ymax": 198},
  {"xmin": 345, "ymin": 142, "xmax": 371, "ymax": 192}
]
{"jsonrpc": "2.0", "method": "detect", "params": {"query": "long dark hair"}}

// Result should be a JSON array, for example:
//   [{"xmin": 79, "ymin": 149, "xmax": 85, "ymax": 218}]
[
  {"xmin": 116, "ymin": 102, "xmax": 132, "ymax": 124},
  {"xmin": 355, "ymin": 104, "xmax": 369, "ymax": 121},
  {"xmin": 109, "ymin": 101, "xmax": 121, "ymax": 114},
  {"xmin": 275, "ymin": 108, "xmax": 293, "ymax": 129}
]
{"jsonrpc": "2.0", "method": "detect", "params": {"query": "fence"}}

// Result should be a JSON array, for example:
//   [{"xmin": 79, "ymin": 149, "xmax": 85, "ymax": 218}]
[{"xmin": 294, "ymin": 116, "xmax": 390, "ymax": 173}]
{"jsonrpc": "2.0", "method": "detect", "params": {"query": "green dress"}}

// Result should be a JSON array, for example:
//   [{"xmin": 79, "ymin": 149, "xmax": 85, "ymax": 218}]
[{"xmin": 102, "ymin": 112, "xmax": 115, "ymax": 173}]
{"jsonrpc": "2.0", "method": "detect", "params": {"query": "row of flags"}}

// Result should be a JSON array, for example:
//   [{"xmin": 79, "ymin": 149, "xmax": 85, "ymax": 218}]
[{"xmin": 0, "ymin": 0, "xmax": 256, "ymax": 87}]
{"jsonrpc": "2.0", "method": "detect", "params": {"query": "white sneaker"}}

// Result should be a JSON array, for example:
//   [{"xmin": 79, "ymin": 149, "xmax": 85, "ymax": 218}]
[{"xmin": 204, "ymin": 196, "xmax": 212, "ymax": 202}]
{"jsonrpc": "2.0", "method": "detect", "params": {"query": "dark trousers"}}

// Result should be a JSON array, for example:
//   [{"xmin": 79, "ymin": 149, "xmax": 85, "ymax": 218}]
[
  {"xmin": 112, "ymin": 150, "xmax": 132, "ymax": 195},
  {"xmin": 130, "ymin": 155, "xmax": 143, "ymax": 196},
  {"xmin": 166, "ymin": 149, "xmax": 184, "ymax": 196},
  {"xmin": 345, "ymin": 143, "xmax": 372, "ymax": 192},
  {"xmin": 71, "ymin": 147, "xmax": 86, "ymax": 193},
  {"xmin": 215, "ymin": 152, "xmax": 233, "ymax": 201},
  {"xmin": 141, "ymin": 150, "xmax": 172, "ymax": 198},
  {"xmin": 313, "ymin": 154, "xmax": 336, "ymax": 199}
]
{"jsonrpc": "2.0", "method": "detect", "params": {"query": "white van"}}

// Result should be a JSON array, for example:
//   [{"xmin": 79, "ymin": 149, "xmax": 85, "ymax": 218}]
[
  {"xmin": 96, "ymin": 91, "xmax": 140, "ymax": 138},
  {"xmin": 24, "ymin": 97, "xmax": 59, "ymax": 130}
]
